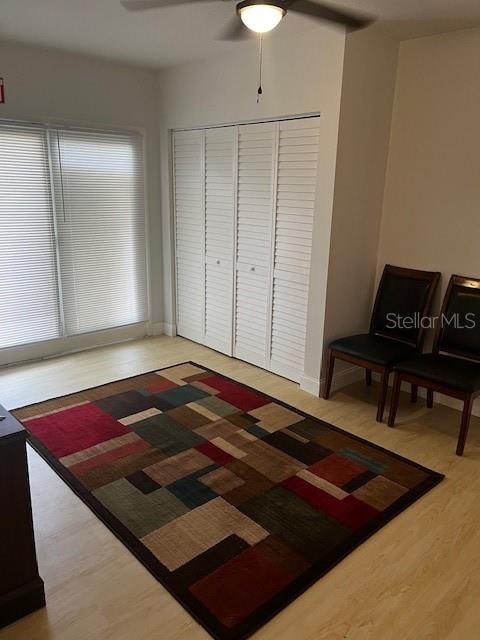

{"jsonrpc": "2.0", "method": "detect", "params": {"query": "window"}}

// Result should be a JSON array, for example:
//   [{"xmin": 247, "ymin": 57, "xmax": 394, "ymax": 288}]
[
  {"xmin": 0, "ymin": 122, "xmax": 147, "ymax": 350},
  {"xmin": 0, "ymin": 126, "xmax": 61, "ymax": 348},
  {"xmin": 52, "ymin": 130, "xmax": 147, "ymax": 335}
]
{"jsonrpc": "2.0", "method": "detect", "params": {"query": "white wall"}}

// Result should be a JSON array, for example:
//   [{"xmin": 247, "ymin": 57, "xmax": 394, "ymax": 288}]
[
  {"xmin": 157, "ymin": 26, "xmax": 346, "ymax": 384},
  {"xmin": 322, "ymin": 28, "xmax": 399, "ymax": 385},
  {"xmin": 0, "ymin": 41, "xmax": 162, "ymax": 335}
]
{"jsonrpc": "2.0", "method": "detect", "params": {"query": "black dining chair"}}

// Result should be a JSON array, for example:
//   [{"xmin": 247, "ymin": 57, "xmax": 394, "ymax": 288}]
[
  {"xmin": 323, "ymin": 265, "xmax": 441, "ymax": 422},
  {"xmin": 388, "ymin": 274, "xmax": 480, "ymax": 456}
]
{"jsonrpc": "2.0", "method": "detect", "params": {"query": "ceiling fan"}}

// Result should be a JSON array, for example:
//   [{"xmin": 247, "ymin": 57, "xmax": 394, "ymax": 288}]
[{"xmin": 121, "ymin": 0, "xmax": 374, "ymax": 40}]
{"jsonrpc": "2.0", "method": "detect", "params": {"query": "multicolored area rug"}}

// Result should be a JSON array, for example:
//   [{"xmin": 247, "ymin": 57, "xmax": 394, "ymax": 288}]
[{"xmin": 14, "ymin": 362, "xmax": 443, "ymax": 640}]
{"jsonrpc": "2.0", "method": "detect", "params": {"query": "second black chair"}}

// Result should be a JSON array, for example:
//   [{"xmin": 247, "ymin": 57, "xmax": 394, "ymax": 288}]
[
  {"xmin": 388, "ymin": 275, "xmax": 480, "ymax": 456},
  {"xmin": 323, "ymin": 265, "xmax": 440, "ymax": 422}
]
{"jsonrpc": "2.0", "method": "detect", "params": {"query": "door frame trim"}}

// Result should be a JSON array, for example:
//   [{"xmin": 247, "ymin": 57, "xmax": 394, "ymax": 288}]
[{"xmin": 172, "ymin": 112, "xmax": 322, "ymax": 133}]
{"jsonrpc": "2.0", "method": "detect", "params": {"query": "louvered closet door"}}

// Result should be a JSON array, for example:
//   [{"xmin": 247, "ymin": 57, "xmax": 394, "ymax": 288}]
[
  {"xmin": 173, "ymin": 130, "xmax": 205, "ymax": 343},
  {"xmin": 234, "ymin": 122, "xmax": 276, "ymax": 369},
  {"xmin": 269, "ymin": 117, "xmax": 320, "ymax": 382},
  {"xmin": 204, "ymin": 127, "xmax": 236, "ymax": 355}
]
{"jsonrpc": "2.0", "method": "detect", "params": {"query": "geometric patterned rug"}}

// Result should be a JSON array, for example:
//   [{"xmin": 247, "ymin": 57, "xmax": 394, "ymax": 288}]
[{"xmin": 14, "ymin": 362, "xmax": 444, "ymax": 640}]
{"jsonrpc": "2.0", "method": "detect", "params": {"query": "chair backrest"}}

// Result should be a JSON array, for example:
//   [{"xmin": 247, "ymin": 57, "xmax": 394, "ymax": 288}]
[
  {"xmin": 370, "ymin": 265, "xmax": 441, "ymax": 349},
  {"xmin": 434, "ymin": 275, "xmax": 480, "ymax": 361}
]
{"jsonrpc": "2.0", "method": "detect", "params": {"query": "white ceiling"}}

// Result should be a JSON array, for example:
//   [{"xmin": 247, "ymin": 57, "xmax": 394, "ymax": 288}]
[{"xmin": 0, "ymin": 0, "xmax": 479, "ymax": 69}]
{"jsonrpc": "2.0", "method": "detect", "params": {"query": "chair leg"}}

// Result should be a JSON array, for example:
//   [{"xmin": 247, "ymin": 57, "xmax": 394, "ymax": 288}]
[
  {"xmin": 323, "ymin": 350, "xmax": 335, "ymax": 400},
  {"xmin": 411, "ymin": 384, "xmax": 418, "ymax": 403},
  {"xmin": 388, "ymin": 372, "xmax": 402, "ymax": 427},
  {"xmin": 456, "ymin": 396, "xmax": 473, "ymax": 456},
  {"xmin": 366, "ymin": 369, "xmax": 372, "ymax": 386},
  {"xmin": 427, "ymin": 389, "xmax": 434, "ymax": 409},
  {"xmin": 376, "ymin": 369, "xmax": 389, "ymax": 423}
]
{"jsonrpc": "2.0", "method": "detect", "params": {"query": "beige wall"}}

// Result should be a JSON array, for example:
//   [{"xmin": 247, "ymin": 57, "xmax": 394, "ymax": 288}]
[
  {"xmin": 377, "ymin": 26, "xmax": 480, "ymax": 305},
  {"xmin": 157, "ymin": 26, "xmax": 347, "ymax": 385},
  {"xmin": 0, "ymin": 41, "xmax": 162, "ymax": 327},
  {"xmin": 376, "ymin": 26, "xmax": 480, "ymax": 413},
  {"xmin": 323, "ymin": 28, "xmax": 399, "ymax": 386}
]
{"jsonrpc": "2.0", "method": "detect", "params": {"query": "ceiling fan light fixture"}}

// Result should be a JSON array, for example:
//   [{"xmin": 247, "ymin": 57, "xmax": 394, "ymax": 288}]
[{"xmin": 239, "ymin": 3, "xmax": 285, "ymax": 34}]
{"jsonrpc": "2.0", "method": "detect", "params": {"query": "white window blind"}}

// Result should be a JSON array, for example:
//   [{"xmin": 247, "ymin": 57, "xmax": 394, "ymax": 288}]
[
  {"xmin": 51, "ymin": 130, "xmax": 147, "ymax": 335},
  {"xmin": 0, "ymin": 122, "xmax": 147, "ymax": 351},
  {"xmin": 0, "ymin": 125, "xmax": 61, "ymax": 348}
]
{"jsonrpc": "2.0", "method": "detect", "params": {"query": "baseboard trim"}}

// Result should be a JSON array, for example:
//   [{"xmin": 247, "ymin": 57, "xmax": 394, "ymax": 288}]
[
  {"xmin": 149, "ymin": 322, "xmax": 164, "ymax": 336},
  {"xmin": 1, "ymin": 325, "xmax": 147, "ymax": 369},
  {"xmin": 149, "ymin": 323, "xmax": 177, "ymax": 337},
  {"xmin": 369, "ymin": 372, "xmax": 480, "ymax": 418},
  {"xmin": 301, "ymin": 364, "xmax": 480, "ymax": 418},
  {"xmin": 299, "ymin": 374, "xmax": 320, "ymax": 395},
  {"xmin": 163, "ymin": 323, "xmax": 177, "ymax": 337},
  {"xmin": 314, "ymin": 365, "xmax": 480, "ymax": 418},
  {"xmin": 406, "ymin": 382, "xmax": 480, "ymax": 418},
  {"xmin": 300, "ymin": 366, "xmax": 363, "ymax": 396},
  {"xmin": 325, "ymin": 365, "xmax": 364, "ymax": 396}
]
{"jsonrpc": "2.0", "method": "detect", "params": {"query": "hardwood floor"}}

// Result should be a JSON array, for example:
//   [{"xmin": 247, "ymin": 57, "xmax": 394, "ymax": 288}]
[{"xmin": 1, "ymin": 335, "xmax": 479, "ymax": 640}]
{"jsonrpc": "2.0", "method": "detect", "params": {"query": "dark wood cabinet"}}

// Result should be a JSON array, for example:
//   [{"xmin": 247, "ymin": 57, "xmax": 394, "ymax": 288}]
[{"xmin": 0, "ymin": 405, "xmax": 45, "ymax": 628}]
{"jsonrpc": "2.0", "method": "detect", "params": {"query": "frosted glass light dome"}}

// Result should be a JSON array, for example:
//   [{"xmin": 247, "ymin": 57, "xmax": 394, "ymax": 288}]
[{"xmin": 239, "ymin": 4, "xmax": 285, "ymax": 33}]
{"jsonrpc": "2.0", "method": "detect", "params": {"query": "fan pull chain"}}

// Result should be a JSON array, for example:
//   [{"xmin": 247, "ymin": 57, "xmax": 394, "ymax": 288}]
[{"xmin": 257, "ymin": 34, "xmax": 263, "ymax": 103}]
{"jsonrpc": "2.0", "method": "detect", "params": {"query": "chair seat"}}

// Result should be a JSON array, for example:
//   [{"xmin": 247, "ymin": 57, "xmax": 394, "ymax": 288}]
[
  {"xmin": 329, "ymin": 334, "xmax": 417, "ymax": 368},
  {"xmin": 394, "ymin": 353, "xmax": 480, "ymax": 393}
]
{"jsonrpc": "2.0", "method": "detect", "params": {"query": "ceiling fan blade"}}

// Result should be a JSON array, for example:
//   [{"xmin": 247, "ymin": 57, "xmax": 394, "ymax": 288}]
[
  {"xmin": 286, "ymin": 0, "xmax": 373, "ymax": 30},
  {"xmin": 121, "ymin": 0, "xmax": 213, "ymax": 11},
  {"xmin": 217, "ymin": 16, "xmax": 254, "ymax": 41}
]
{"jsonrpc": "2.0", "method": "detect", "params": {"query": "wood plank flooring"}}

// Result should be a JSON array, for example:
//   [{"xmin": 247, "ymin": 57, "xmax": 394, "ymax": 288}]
[{"xmin": 0, "ymin": 335, "xmax": 479, "ymax": 640}]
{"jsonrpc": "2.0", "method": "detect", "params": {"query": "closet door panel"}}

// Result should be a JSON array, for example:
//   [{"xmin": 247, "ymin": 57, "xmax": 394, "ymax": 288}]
[
  {"xmin": 173, "ymin": 130, "xmax": 205, "ymax": 343},
  {"xmin": 234, "ymin": 122, "xmax": 276, "ymax": 369},
  {"xmin": 270, "ymin": 117, "xmax": 320, "ymax": 382},
  {"xmin": 204, "ymin": 127, "xmax": 236, "ymax": 355}
]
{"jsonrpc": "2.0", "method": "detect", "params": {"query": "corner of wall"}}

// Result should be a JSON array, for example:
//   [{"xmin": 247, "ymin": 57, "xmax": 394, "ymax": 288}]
[
  {"xmin": 318, "ymin": 27, "xmax": 401, "ymax": 385},
  {"xmin": 374, "ymin": 34, "xmax": 403, "ymax": 286}
]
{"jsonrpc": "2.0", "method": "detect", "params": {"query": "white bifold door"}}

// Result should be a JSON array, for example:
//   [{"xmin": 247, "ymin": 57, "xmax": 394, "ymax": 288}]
[
  {"xmin": 234, "ymin": 122, "xmax": 276, "ymax": 369},
  {"xmin": 204, "ymin": 127, "xmax": 236, "ymax": 355},
  {"xmin": 173, "ymin": 116, "xmax": 320, "ymax": 383},
  {"xmin": 173, "ymin": 129, "xmax": 205, "ymax": 344}
]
